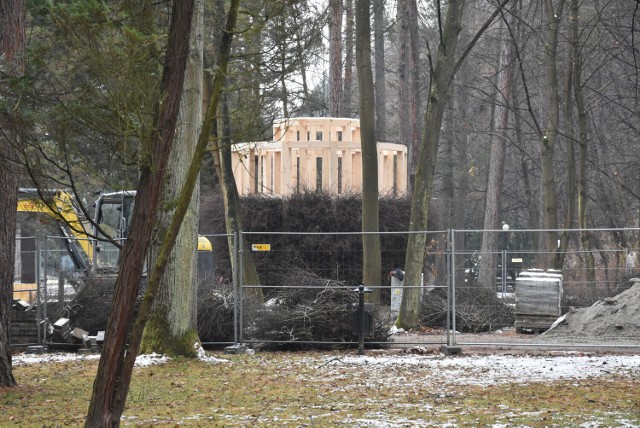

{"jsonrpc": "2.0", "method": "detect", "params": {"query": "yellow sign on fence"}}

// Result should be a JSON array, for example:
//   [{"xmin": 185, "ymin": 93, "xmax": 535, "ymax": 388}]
[{"xmin": 251, "ymin": 244, "xmax": 271, "ymax": 252}]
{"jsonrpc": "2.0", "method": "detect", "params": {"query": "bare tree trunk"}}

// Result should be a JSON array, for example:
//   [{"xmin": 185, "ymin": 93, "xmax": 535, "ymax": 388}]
[
  {"xmin": 397, "ymin": 0, "xmax": 466, "ymax": 328},
  {"xmin": 342, "ymin": 0, "xmax": 354, "ymax": 116},
  {"xmin": 541, "ymin": 0, "xmax": 565, "ymax": 269},
  {"xmin": 397, "ymin": 0, "xmax": 412, "ymax": 189},
  {"xmin": 478, "ymin": 8, "xmax": 515, "ymax": 290},
  {"xmin": 396, "ymin": 0, "xmax": 508, "ymax": 328},
  {"xmin": 204, "ymin": 0, "xmax": 262, "ymax": 301},
  {"xmin": 397, "ymin": 0, "xmax": 421, "ymax": 192},
  {"xmin": 408, "ymin": 0, "xmax": 421, "ymax": 183},
  {"xmin": 328, "ymin": 0, "xmax": 343, "ymax": 117},
  {"xmin": 219, "ymin": 87, "xmax": 263, "ymax": 300},
  {"xmin": 571, "ymin": 0, "xmax": 595, "ymax": 283},
  {"xmin": 85, "ymin": 2, "xmax": 196, "ymax": 424},
  {"xmin": 557, "ymin": 4, "xmax": 576, "ymax": 267},
  {"xmin": 0, "ymin": 0, "xmax": 24, "ymax": 388},
  {"xmin": 452, "ymin": 79, "xmax": 470, "ymax": 278},
  {"xmin": 86, "ymin": 0, "xmax": 240, "ymax": 423},
  {"xmin": 142, "ymin": 0, "xmax": 203, "ymax": 357},
  {"xmin": 356, "ymin": 0, "xmax": 382, "ymax": 303},
  {"xmin": 374, "ymin": 0, "xmax": 386, "ymax": 140}
]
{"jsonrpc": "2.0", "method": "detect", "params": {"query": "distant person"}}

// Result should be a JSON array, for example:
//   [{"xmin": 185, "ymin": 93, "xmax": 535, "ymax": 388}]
[
  {"xmin": 389, "ymin": 268, "xmax": 404, "ymax": 281},
  {"xmin": 626, "ymin": 248, "xmax": 637, "ymax": 273}
]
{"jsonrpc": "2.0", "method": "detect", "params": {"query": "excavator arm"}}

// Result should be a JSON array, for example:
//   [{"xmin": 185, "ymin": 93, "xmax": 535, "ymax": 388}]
[{"xmin": 17, "ymin": 189, "xmax": 93, "ymax": 271}]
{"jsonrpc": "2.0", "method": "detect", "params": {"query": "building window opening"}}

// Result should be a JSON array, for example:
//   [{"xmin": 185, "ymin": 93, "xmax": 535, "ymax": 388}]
[
  {"xmin": 393, "ymin": 154, "xmax": 398, "ymax": 196},
  {"xmin": 253, "ymin": 155, "xmax": 259, "ymax": 193},
  {"xmin": 338, "ymin": 157, "xmax": 343, "ymax": 194},
  {"xmin": 337, "ymin": 131, "xmax": 343, "ymax": 142},
  {"xmin": 296, "ymin": 156, "xmax": 300, "ymax": 193},
  {"xmin": 316, "ymin": 157, "xmax": 323, "ymax": 191},
  {"xmin": 316, "ymin": 131, "xmax": 323, "ymax": 141},
  {"xmin": 261, "ymin": 156, "xmax": 265, "ymax": 193},
  {"xmin": 296, "ymin": 130, "xmax": 300, "ymax": 141}
]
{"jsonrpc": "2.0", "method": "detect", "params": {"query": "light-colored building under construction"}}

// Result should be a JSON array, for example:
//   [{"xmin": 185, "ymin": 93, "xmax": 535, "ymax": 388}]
[{"xmin": 232, "ymin": 117, "xmax": 407, "ymax": 196}]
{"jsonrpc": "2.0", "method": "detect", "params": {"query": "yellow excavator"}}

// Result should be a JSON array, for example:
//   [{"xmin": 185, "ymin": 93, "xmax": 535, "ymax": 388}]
[{"xmin": 14, "ymin": 189, "xmax": 214, "ymax": 302}]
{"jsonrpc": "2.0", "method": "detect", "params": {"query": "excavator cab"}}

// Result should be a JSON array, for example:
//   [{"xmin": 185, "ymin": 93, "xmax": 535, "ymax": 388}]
[
  {"xmin": 93, "ymin": 191, "xmax": 136, "ymax": 271},
  {"xmin": 93, "ymin": 191, "xmax": 215, "ymax": 283}
]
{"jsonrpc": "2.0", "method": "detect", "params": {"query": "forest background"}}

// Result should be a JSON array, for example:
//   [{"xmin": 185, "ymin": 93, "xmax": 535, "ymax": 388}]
[{"xmin": 1, "ymin": 0, "xmax": 639, "ymax": 423}]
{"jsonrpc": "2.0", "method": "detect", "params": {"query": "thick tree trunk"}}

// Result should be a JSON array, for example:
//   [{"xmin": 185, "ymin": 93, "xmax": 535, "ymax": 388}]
[
  {"xmin": 571, "ymin": 0, "xmax": 595, "ymax": 283},
  {"xmin": 204, "ymin": 0, "xmax": 262, "ymax": 301},
  {"xmin": 373, "ymin": 0, "xmax": 386, "ymax": 141},
  {"xmin": 397, "ymin": 0, "xmax": 466, "ymax": 328},
  {"xmin": 342, "ymin": 0, "xmax": 354, "ymax": 116},
  {"xmin": 407, "ymin": 0, "xmax": 421, "ymax": 184},
  {"xmin": 397, "ymin": 0, "xmax": 421, "ymax": 192},
  {"xmin": 219, "ymin": 88, "xmax": 263, "ymax": 300},
  {"xmin": 0, "ymin": 142, "xmax": 18, "ymax": 387},
  {"xmin": 328, "ymin": 0, "xmax": 343, "ymax": 117},
  {"xmin": 396, "ymin": 0, "xmax": 508, "ymax": 328},
  {"xmin": 0, "ymin": 0, "xmax": 25, "ymax": 388},
  {"xmin": 86, "ymin": 0, "xmax": 241, "ymax": 423},
  {"xmin": 541, "ymin": 0, "xmax": 565, "ymax": 269},
  {"xmin": 142, "ymin": 0, "xmax": 204, "ymax": 357},
  {"xmin": 558, "ymin": 5, "xmax": 576, "ymax": 267},
  {"xmin": 397, "ymin": 0, "xmax": 412, "ymax": 189},
  {"xmin": 452, "ymin": 79, "xmax": 469, "ymax": 280},
  {"xmin": 356, "ymin": 0, "xmax": 382, "ymax": 303},
  {"xmin": 478, "ymin": 8, "xmax": 515, "ymax": 290},
  {"xmin": 85, "ymin": 2, "xmax": 196, "ymax": 425}
]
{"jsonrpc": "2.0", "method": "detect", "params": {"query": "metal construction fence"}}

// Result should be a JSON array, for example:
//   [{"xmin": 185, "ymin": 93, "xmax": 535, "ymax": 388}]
[{"xmin": 11, "ymin": 228, "xmax": 640, "ymax": 351}]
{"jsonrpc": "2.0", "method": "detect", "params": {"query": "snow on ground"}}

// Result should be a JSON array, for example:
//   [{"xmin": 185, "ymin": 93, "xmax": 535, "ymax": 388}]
[
  {"xmin": 11, "ymin": 349, "xmax": 639, "ymax": 387},
  {"xmin": 294, "ymin": 351, "xmax": 640, "ymax": 388},
  {"xmin": 12, "ymin": 351, "xmax": 228, "ymax": 367}
]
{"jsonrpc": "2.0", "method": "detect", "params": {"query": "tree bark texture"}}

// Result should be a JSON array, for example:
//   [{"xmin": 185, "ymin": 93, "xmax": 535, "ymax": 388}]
[
  {"xmin": 541, "ymin": 0, "xmax": 565, "ymax": 268},
  {"xmin": 356, "ymin": 0, "xmax": 382, "ymax": 303},
  {"xmin": 142, "ymin": 0, "xmax": 204, "ymax": 357},
  {"xmin": 220, "ymin": 88, "xmax": 263, "ymax": 300},
  {"xmin": 397, "ymin": 0, "xmax": 421, "ymax": 192},
  {"xmin": 85, "ymin": 1, "xmax": 195, "ymax": 425},
  {"xmin": 397, "ymin": 0, "xmax": 465, "ymax": 328},
  {"xmin": 397, "ymin": 0, "xmax": 412, "ymax": 188},
  {"xmin": 570, "ymin": 0, "xmax": 595, "ymax": 283},
  {"xmin": 328, "ymin": 0, "xmax": 343, "ymax": 117},
  {"xmin": 478, "ymin": 7, "xmax": 515, "ymax": 290},
  {"xmin": 86, "ymin": 0, "xmax": 241, "ymax": 423},
  {"xmin": 0, "ymin": 0, "xmax": 25, "ymax": 388},
  {"xmin": 373, "ymin": 0, "xmax": 386, "ymax": 141},
  {"xmin": 342, "ymin": 0, "xmax": 354, "ymax": 117},
  {"xmin": 557, "ymin": 2, "xmax": 576, "ymax": 267}
]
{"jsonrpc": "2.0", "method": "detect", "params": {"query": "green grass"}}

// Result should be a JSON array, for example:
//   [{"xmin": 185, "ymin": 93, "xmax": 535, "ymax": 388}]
[{"xmin": 1, "ymin": 351, "xmax": 638, "ymax": 426}]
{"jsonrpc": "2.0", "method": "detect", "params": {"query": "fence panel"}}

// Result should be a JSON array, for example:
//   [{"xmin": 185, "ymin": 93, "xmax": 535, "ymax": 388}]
[
  {"xmin": 12, "ymin": 228, "xmax": 638, "ymax": 351},
  {"xmin": 236, "ymin": 230, "xmax": 449, "ymax": 347},
  {"xmin": 450, "ymin": 228, "xmax": 640, "ymax": 349}
]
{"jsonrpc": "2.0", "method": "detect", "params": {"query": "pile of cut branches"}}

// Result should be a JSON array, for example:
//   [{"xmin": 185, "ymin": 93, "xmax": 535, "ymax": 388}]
[
  {"xmin": 420, "ymin": 285, "xmax": 514, "ymax": 332},
  {"xmin": 243, "ymin": 267, "xmax": 389, "ymax": 349}
]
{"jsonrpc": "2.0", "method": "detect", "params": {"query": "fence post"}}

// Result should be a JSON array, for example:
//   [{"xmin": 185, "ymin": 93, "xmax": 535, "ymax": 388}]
[
  {"xmin": 238, "ymin": 230, "xmax": 244, "ymax": 345},
  {"xmin": 450, "ymin": 229, "xmax": 457, "ymax": 347},
  {"xmin": 232, "ymin": 231, "xmax": 239, "ymax": 345},
  {"xmin": 36, "ymin": 236, "xmax": 42, "ymax": 345},
  {"xmin": 41, "ymin": 236, "xmax": 48, "ymax": 346}
]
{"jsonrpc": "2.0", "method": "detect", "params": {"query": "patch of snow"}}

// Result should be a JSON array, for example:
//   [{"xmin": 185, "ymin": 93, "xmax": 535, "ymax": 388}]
[
  {"xmin": 389, "ymin": 325, "xmax": 405, "ymax": 334},
  {"xmin": 12, "ymin": 352, "xmax": 101, "ymax": 366},
  {"xmin": 12, "ymin": 349, "xmax": 229, "ymax": 367},
  {"xmin": 134, "ymin": 353, "xmax": 170, "ymax": 367},
  {"xmin": 299, "ymin": 352, "xmax": 640, "ymax": 388}
]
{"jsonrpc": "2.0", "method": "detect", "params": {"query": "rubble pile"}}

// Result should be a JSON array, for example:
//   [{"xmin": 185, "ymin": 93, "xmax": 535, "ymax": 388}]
[{"xmin": 542, "ymin": 279, "xmax": 640, "ymax": 341}]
